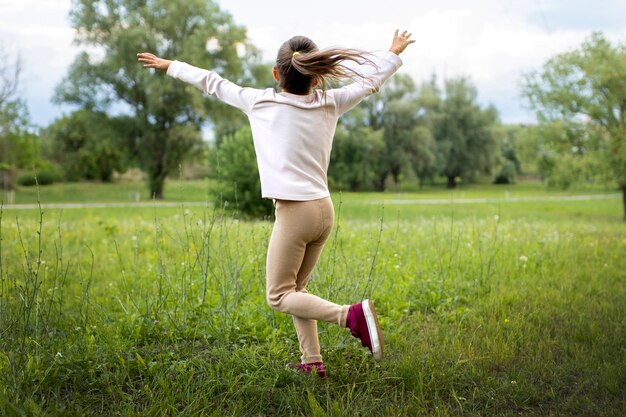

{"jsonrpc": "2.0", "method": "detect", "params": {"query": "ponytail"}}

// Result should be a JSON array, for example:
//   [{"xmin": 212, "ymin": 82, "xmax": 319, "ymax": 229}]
[{"xmin": 275, "ymin": 36, "xmax": 377, "ymax": 95}]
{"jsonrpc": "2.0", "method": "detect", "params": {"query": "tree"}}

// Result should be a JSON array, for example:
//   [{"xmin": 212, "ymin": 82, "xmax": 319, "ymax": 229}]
[
  {"xmin": 523, "ymin": 32, "xmax": 626, "ymax": 219},
  {"xmin": 43, "ymin": 110, "xmax": 129, "ymax": 182},
  {"xmin": 429, "ymin": 77, "xmax": 500, "ymax": 188},
  {"xmin": 0, "ymin": 46, "xmax": 39, "ymax": 191},
  {"xmin": 514, "ymin": 120, "xmax": 609, "ymax": 189},
  {"xmin": 329, "ymin": 125, "xmax": 385, "ymax": 191},
  {"xmin": 55, "ymin": 0, "xmax": 257, "ymax": 198},
  {"xmin": 493, "ymin": 124, "xmax": 522, "ymax": 184},
  {"xmin": 339, "ymin": 73, "xmax": 437, "ymax": 190},
  {"xmin": 381, "ymin": 99, "xmax": 436, "ymax": 188}
]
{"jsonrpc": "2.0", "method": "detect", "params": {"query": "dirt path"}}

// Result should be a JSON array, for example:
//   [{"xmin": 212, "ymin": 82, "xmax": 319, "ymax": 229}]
[{"xmin": 380, "ymin": 193, "xmax": 620, "ymax": 205}]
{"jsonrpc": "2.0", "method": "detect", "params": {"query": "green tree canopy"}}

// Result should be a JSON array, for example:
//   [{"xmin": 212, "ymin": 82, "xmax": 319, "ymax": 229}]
[
  {"xmin": 55, "ymin": 0, "xmax": 259, "ymax": 198},
  {"xmin": 43, "ymin": 110, "xmax": 133, "ymax": 182},
  {"xmin": 428, "ymin": 77, "xmax": 500, "ymax": 188},
  {"xmin": 329, "ymin": 125, "xmax": 385, "ymax": 191},
  {"xmin": 381, "ymin": 99, "xmax": 436, "ymax": 188},
  {"xmin": 523, "ymin": 32, "xmax": 626, "ymax": 219},
  {"xmin": 337, "ymin": 73, "xmax": 437, "ymax": 190}
]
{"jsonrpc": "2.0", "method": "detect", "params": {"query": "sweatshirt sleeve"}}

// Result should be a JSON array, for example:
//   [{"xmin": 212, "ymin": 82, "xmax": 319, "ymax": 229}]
[
  {"xmin": 332, "ymin": 51, "xmax": 403, "ymax": 115},
  {"xmin": 166, "ymin": 61, "xmax": 258, "ymax": 113}
]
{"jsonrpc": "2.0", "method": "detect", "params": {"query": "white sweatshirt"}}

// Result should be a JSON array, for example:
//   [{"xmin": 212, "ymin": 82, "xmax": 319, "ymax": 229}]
[{"xmin": 167, "ymin": 51, "xmax": 402, "ymax": 201}]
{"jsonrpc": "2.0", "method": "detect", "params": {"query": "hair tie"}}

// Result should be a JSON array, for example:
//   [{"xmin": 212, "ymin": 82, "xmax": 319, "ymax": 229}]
[{"xmin": 292, "ymin": 51, "xmax": 300, "ymax": 56}]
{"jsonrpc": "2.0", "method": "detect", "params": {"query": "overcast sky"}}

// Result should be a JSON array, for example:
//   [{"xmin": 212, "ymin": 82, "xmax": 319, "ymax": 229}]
[{"xmin": 1, "ymin": 0, "xmax": 625, "ymax": 127}]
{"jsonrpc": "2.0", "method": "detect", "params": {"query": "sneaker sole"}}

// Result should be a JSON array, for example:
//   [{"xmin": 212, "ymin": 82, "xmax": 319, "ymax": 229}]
[{"xmin": 362, "ymin": 299, "xmax": 384, "ymax": 362}]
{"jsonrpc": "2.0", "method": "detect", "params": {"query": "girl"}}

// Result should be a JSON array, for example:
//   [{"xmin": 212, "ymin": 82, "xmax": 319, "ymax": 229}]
[{"xmin": 138, "ymin": 29, "xmax": 414, "ymax": 378}]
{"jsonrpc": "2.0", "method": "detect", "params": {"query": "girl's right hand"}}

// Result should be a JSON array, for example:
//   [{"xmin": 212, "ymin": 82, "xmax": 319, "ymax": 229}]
[
  {"xmin": 137, "ymin": 52, "xmax": 173, "ymax": 71},
  {"xmin": 389, "ymin": 30, "xmax": 415, "ymax": 55}
]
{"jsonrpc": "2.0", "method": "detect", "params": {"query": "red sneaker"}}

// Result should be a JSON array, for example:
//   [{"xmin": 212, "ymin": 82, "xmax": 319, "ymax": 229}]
[
  {"xmin": 287, "ymin": 361, "xmax": 328, "ymax": 379},
  {"xmin": 346, "ymin": 300, "xmax": 384, "ymax": 361}
]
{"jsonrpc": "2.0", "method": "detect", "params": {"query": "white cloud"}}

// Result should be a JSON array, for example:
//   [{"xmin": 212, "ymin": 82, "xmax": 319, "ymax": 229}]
[
  {"xmin": 222, "ymin": 0, "xmax": 626, "ymax": 123},
  {"xmin": 1, "ymin": 0, "xmax": 625, "ymax": 126},
  {"xmin": 0, "ymin": 0, "xmax": 76, "ymax": 125},
  {"xmin": 394, "ymin": 3, "xmax": 626, "ymax": 123}
]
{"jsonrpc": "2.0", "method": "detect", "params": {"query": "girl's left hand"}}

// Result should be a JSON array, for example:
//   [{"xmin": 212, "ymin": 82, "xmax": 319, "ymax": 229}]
[
  {"xmin": 389, "ymin": 30, "xmax": 415, "ymax": 56},
  {"xmin": 137, "ymin": 52, "xmax": 172, "ymax": 71}
]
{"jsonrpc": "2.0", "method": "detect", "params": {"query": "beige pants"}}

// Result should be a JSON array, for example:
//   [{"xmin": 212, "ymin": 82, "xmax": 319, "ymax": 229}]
[{"xmin": 266, "ymin": 197, "xmax": 350, "ymax": 364}]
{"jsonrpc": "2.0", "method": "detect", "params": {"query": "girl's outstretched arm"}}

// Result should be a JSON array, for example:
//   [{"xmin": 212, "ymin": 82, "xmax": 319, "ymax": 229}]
[
  {"xmin": 389, "ymin": 29, "xmax": 415, "ymax": 56},
  {"xmin": 137, "ymin": 52, "xmax": 173, "ymax": 71},
  {"xmin": 331, "ymin": 29, "xmax": 413, "ymax": 114},
  {"xmin": 140, "ymin": 53, "xmax": 258, "ymax": 113}
]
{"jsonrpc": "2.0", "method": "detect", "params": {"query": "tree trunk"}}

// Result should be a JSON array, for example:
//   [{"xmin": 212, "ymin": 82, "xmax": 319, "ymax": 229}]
[
  {"xmin": 375, "ymin": 171, "xmax": 388, "ymax": 192},
  {"xmin": 446, "ymin": 175, "xmax": 457, "ymax": 189},
  {"xmin": 149, "ymin": 172, "xmax": 166, "ymax": 200},
  {"xmin": 391, "ymin": 166, "xmax": 401, "ymax": 186},
  {"xmin": 621, "ymin": 185, "xmax": 626, "ymax": 221}
]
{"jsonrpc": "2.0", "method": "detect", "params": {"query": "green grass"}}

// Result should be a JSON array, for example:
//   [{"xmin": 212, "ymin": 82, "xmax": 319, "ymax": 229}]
[
  {"xmin": 0, "ymin": 181, "xmax": 624, "ymax": 416},
  {"xmin": 1, "ymin": 178, "xmax": 618, "ymax": 205},
  {"xmin": 1, "ymin": 179, "xmax": 214, "ymax": 204}
]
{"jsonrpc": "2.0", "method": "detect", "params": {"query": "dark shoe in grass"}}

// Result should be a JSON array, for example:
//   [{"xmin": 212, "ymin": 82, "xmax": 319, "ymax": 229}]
[
  {"xmin": 346, "ymin": 299, "xmax": 384, "ymax": 362},
  {"xmin": 287, "ymin": 361, "xmax": 328, "ymax": 379}
]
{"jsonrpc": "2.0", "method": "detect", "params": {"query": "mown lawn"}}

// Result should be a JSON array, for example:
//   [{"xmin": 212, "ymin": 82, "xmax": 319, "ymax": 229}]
[{"xmin": 0, "ymin": 182, "xmax": 624, "ymax": 416}]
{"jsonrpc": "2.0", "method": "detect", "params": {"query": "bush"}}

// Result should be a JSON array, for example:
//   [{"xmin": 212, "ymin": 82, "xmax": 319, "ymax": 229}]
[
  {"xmin": 210, "ymin": 127, "xmax": 273, "ymax": 219},
  {"xmin": 494, "ymin": 160, "xmax": 517, "ymax": 185},
  {"xmin": 16, "ymin": 169, "xmax": 60, "ymax": 186}
]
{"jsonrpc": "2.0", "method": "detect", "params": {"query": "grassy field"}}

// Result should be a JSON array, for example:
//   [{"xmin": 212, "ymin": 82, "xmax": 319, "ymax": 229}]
[
  {"xmin": 0, "ymin": 181, "xmax": 624, "ymax": 416},
  {"xmin": 0, "ymin": 178, "xmax": 620, "ymax": 204}
]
